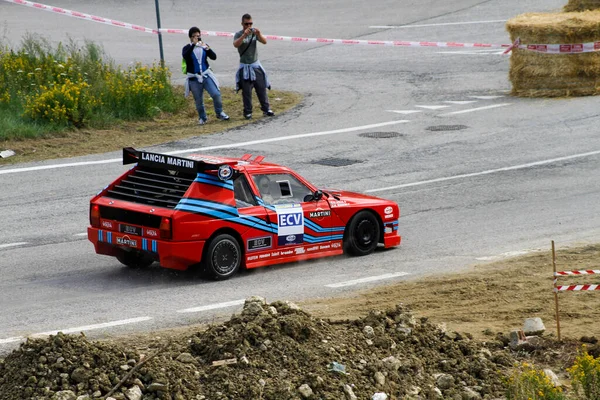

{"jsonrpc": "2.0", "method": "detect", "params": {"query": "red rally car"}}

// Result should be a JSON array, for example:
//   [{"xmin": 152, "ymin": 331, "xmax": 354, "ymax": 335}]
[{"xmin": 87, "ymin": 148, "xmax": 401, "ymax": 279}]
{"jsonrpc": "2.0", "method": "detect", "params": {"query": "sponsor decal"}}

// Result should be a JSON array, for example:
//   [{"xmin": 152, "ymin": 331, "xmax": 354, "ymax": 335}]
[
  {"xmin": 332, "ymin": 242, "xmax": 342, "ymax": 249},
  {"xmin": 306, "ymin": 246, "xmax": 319, "ymax": 252},
  {"xmin": 141, "ymin": 152, "xmax": 196, "ymax": 169},
  {"xmin": 247, "ymin": 236, "xmax": 272, "ymax": 251},
  {"xmin": 295, "ymin": 247, "xmax": 306, "ymax": 255},
  {"xmin": 271, "ymin": 251, "xmax": 280, "ymax": 257},
  {"xmin": 101, "ymin": 221, "xmax": 114, "ymax": 229},
  {"xmin": 384, "ymin": 206, "xmax": 393, "ymax": 215},
  {"xmin": 247, "ymin": 255, "xmax": 259, "ymax": 261},
  {"xmin": 385, "ymin": 214, "xmax": 395, "ymax": 219},
  {"xmin": 116, "ymin": 236, "xmax": 137, "ymax": 247},
  {"xmin": 319, "ymin": 245, "xmax": 331, "ymax": 250},
  {"xmin": 259, "ymin": 253, "xmax": 270, "ymax": 259},
  {"xmin": 276, "ymin": 205, "xmax": 304, "ymax": 245},
  {"xmin": 330, "ymin": 200, "xmax": 349, "ymax": 207},
  {"xmin": 217, "ymin": 164, "xmax": 234, "ymax": 181},
  {"xmin": 309, "ymin": 210, "xmax": 331, "ymax": 218},
  {"xmin": 146, "ymin": 228, "xmax": 159, "ymax": 237},
  {"xmin": 280, "ymin": 250, "xmax": 294, "ymax": 255}
]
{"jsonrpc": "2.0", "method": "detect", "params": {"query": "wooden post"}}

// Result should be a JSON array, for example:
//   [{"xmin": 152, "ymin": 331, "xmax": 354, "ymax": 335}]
[{"xmin": 552, "ymin": 240, "xmax": 562, "ymax": 341}]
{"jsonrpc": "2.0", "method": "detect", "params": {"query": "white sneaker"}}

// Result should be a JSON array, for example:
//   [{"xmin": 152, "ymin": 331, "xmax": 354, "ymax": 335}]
[
  {"xmin": 198, "ymin": 118, "xmax": 207, "ymax": 125},
  {"xmin": 217, "ymin": 112, "xmax": 230, "ymax": 121}
]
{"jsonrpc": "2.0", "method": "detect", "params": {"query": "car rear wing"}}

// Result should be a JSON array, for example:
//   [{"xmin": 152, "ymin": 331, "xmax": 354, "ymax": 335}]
[{"xmin": 123, "ymin": 147, "xmax": 237, "ymax": 179}]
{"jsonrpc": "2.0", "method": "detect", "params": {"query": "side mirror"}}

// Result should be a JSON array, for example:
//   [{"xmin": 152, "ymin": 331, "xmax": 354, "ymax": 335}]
[{"xmin": 303, "ymin": 190, "xmax": 323, "ymax": 202}]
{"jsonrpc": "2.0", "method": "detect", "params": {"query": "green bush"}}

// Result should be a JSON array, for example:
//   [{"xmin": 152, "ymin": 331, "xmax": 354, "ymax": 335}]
[
  {"xmin": 568, "ymin": 348, "xmax": 600, "ymax": 400},
  {"xmin": 504, "ymin": 362, "xmax": 566, "ymax": 400},
  {"xmin": 0, "ymin": 34, "xmax": 183, "ymax": 139}
]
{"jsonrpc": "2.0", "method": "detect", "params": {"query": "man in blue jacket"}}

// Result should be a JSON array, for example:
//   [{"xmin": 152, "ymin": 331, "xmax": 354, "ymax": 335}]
[{"xmin": 182, "ymin": 26, "xmax": 230, "ymax": 125}]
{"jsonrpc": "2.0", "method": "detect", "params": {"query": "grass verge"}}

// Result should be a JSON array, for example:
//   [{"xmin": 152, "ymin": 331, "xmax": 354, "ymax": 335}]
[{"xmin": 0, "ymin": 87, "xmax": 302, "ymax": 164}]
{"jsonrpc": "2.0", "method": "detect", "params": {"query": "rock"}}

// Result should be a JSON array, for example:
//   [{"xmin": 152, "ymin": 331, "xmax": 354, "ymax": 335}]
[
  {"xmin": 343, "ymin": 384, "xmax": 358, "ymax": 400},
  {"xmin": 509, "ymin": 330, "xmax": 527, "ymax": 348},
  {"xmin": 523, "ymin": 317, "xmax": 545, "ymax": 336},
  {"xmin": 435, "ymin": 373, "xmax": 455, "ymax": 390},
  {"xmin": 242, "ymin": 301, "xmax": 265, "ymax": 316},
  {"xmin": 372, "ymin": 393, "xmax": 388, "ymax": 400},
  {"xmin": 176, "ymin": 352, "xmax": 196, "ymax": 363},
  {"xmin": 53, "ymin": 391, "xmax": 76, "ymax": 400},
  {"xmin": 432, "ymin": 387, "xmax": 444, "ymax": 399},
  {"xmin": 284, "ymin": 300, "xmax": 301, "ymax": 311},
  {"xmin": 374, "ymin": 371, "xmax": 386, "ymax": 386},
  {"xmin": 363, "ymin": 325, "xmax": 375, "ymax": 337},
  {"xmin": 76, "ymin": 395, "xmax": 91, "ymax": 400},
  {"xmin": 246, "ymin": 295, "xmax": 267, "ymax": 304},
  {"xmin": 71, "ymin": 367, "xmax": 88, "ymax": 383},
  {"xmin": 543, "ymin": 369, "xmax": 561, "ymax": 387},
  {"xmin": 132, "ymin": 378, "xmax": 145, "ymax": 390},
  {"xmin": 396, "ymin": 326, "xmax": 412, "ymax": 336},
  {"xmin": 462, "ymin": 387, "xmax": 481, "ymax": 399},
  {"xmin": 147, "ymin": 382, "xmax": 167, "ymax": 392},
  {"xmin": 382, "ymin": 356, "xmax": 402, "ymax": 371},
  {"xmin": 268, "ymin": 306, "xmax": 278, "ymax": 315},
  {"xmin": 298, "ymin": 383, "xmax": 313, "ymax": 398},
  {"xmin": 124, "ymin": 385, "xmax": 143, "ymax": 400}
]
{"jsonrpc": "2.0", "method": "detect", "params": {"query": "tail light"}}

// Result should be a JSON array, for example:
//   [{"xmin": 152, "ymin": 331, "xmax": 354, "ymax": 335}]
[
  {"xmin": 160, "ymin": 217, "xmax": 172, "ymax": 239},
  {"xmin": 90, "ymin": 204, "xmax": 101, "ymax": 227}
]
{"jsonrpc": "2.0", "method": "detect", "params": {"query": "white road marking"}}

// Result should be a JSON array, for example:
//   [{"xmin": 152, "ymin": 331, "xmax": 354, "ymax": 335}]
[
  {"xmin": 0, "ymin": 317, "xmax": 152, "ymax": 345},
  {"xmin": 177, "ymin": 299, "xmax": 246, "ymax": 313},
  {"xmin": 369, "ymin": 20, "xmax": 506, "ymax": 29},
  {"xmin": 476, "ymin": 248, "xmax": 544, "ymax": 261},
  {"xmin": 440, "ymin": 103, "xmax": 511, "ymax": 115},
  {"xmin": 0, "ymin": 242, "xmax": 28, "ymax": 249},
  {"xmin": 365, "ymin": 149, "xmax": 600, "ymax": 193},
  {"xmin": 0, "ymin": 120, "xmax": 410, "ymax": 176},
  {"xmin": 73, "ymin": 232, "xmax": 88, "ymax": 237},
  {"xmin": 469, "ymin": 95, "xmax": 505, "ymax": 100},
  {"xmin": 444, "ymin": 101, "xmax": 478, "ymax": 105},
  {"xmin": 415, "ymin": 105, "xmax": 450, "ymax": 110},
  {"xmin": 0, "ymin": 336, "xmax": 24, "ymax": 344},
  {"xmin": 386, "ymin": 110, "xmax": 422, "ymax": 115},
  {"xmin": 325, "ymin": 272, "xmax": 410, "ymax": 288}
]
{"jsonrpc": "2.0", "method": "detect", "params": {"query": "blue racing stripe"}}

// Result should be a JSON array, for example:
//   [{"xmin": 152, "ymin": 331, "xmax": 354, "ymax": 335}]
[
  {"xmin": 304, "ymin": 219, "xmax": 345, "ymax": 233},
  {"xmin": 176, "ymin": 204, "xmax": 277, "ymax": 234},
  {"xmin": 178, "ymin": 198, "xmax": 239, "ymax": 217},
  {"xmin": 152, "ymin": 240, "xmax": 157, "ymax": 252}
]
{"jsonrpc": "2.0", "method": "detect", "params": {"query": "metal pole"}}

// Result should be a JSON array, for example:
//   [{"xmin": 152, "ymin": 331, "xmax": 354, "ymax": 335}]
[
  {"xmin": 552, "ymin": 240, "xmax": 562, "ymax": 341},
  {"xmin": 154, "ymin": 0, "xmax": 165, "ymax": 65}
]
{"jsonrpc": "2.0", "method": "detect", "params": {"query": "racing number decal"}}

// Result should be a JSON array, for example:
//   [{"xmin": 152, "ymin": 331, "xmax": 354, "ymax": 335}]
[{"xmin": 276, "ymin": 205, "xmax": 304, "ymax": 245}]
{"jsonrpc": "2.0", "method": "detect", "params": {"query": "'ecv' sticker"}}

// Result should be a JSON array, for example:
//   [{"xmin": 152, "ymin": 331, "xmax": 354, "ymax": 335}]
[
  {"xmin": 276, "ymin": 205, "xmax": 304, "ymax": 245},
  {"xmin": 247, "ymin": 236, "xmax": 272, "ymax": 251}
]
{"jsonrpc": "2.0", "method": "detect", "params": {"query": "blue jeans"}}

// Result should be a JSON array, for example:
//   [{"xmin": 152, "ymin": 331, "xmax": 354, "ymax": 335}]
[{"xmin": 189, "ymin": 76, "xmax": 223, "ymax": 121}]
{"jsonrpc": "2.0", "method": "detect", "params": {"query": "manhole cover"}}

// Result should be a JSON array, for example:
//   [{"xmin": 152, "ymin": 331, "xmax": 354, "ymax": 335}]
[
  {"xmin": 359, "ymin": 131, "xmax": 404, "ymax": 139},
  {"xmin": 312, "ymin": 158, "xmax": 362, "ymax": 167},
  {"xmin": 426, "ymin": 125, "xmax": 468, "ymax": 131}
]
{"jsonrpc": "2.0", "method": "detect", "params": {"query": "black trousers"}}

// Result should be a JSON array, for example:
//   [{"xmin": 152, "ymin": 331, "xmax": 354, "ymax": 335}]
[{"xmin": 238, "ymin": 68, "xmax": 270, "ymax": 115}]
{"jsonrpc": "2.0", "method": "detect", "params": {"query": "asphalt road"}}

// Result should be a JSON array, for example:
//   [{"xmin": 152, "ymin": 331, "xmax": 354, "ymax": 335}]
[{"xmin": 2, "ymin": 0, "xmax": 600, "ymax": 352}]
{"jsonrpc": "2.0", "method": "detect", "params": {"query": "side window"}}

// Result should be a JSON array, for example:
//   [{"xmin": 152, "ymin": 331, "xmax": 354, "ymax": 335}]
[
  {"xmin": 252, "ymin": 173, "xmax": 312, "ymax": 205},
  {"xmin": 233, "ymin": 175, "xmax": 257, "ymax": 208}
]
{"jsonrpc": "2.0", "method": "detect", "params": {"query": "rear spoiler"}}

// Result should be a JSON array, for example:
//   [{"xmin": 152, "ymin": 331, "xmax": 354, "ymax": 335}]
[{"xmin": 123, "ymin": 147, "xmax": 237, "ymax": 180}]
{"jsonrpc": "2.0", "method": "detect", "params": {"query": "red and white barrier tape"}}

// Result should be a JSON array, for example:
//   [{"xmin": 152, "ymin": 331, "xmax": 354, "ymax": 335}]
[
  {"xmin": 555, "ymin": 269, "xmax": 600, "ymax": 276},
  {"xmin": 5, "ymin": 0, "xmax": 600, "ymax": 54},
  {"xmin": 555, "ymin": 284, "xmax": 600, "ymax": 292},
  {"xmin": 2, "ymin": 0, "xmax": 158, "ymax": 34}
]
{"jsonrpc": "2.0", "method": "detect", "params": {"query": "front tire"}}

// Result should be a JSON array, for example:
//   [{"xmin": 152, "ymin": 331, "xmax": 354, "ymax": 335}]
[
  {"xmin": 344, "ymin": 211, "xmax": 380, "ymax": 256},
  {"xmin": 205, "ymin": 234, "xmax": 241, "ymax": 280},
  {"xmin": 116, "ymin": 250, "xmax": 154, "ymax": 268}
]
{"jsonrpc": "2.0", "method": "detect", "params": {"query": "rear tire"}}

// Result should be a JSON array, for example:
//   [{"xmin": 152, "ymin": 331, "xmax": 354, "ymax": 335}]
[
  {"xmin": 116, "ymin": 250, "xmax": 154, "ymax": 268},
  {"xmin": 344, "ymin": 211, "xmax": 380, "ymax": 256},
  {"xmin": 205, "ymin": 234, "xmax": 241, "ymax": 280}
]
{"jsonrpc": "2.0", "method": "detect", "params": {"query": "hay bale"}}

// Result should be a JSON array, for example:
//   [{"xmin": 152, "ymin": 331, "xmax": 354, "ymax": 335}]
[
  {"xmin": 564, "ymin": 0, "xmax": 600, "ymax": 12},
  {"xmin": 507, "ymin": 11, "xmax": 600, "ymax": 97}
]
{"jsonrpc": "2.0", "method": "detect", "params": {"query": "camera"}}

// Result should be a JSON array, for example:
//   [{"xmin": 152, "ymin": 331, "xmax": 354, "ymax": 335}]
[{"xmin": 251, "ymin": 28, "xmax": 256, "ymax": 33}]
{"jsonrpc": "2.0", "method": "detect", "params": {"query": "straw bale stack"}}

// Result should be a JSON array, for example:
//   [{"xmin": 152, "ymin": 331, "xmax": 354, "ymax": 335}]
[
  {"xmin": 564, "ymin": 0, "xmax": 600, "ymax": 12},
  {"xmin": 507, "ymin": 11, "xmax": 600, "ymax": 97}
]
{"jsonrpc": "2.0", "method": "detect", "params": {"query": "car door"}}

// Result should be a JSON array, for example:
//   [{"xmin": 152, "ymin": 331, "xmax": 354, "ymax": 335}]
[{"xmin": 251, "ymin": 173, "xmax": 334, "ymax": 258}]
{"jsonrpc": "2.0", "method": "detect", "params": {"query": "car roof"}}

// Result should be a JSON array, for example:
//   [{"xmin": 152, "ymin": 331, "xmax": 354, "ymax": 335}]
[{"xmin": 186, "ymin": 153, "xmax": 291, "ymax": 174}]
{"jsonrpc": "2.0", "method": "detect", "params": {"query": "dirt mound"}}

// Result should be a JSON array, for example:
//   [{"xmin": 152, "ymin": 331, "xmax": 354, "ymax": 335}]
[{"xmin": 0, "ymin": 298, "xmax": 514, "ymax": 400}]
